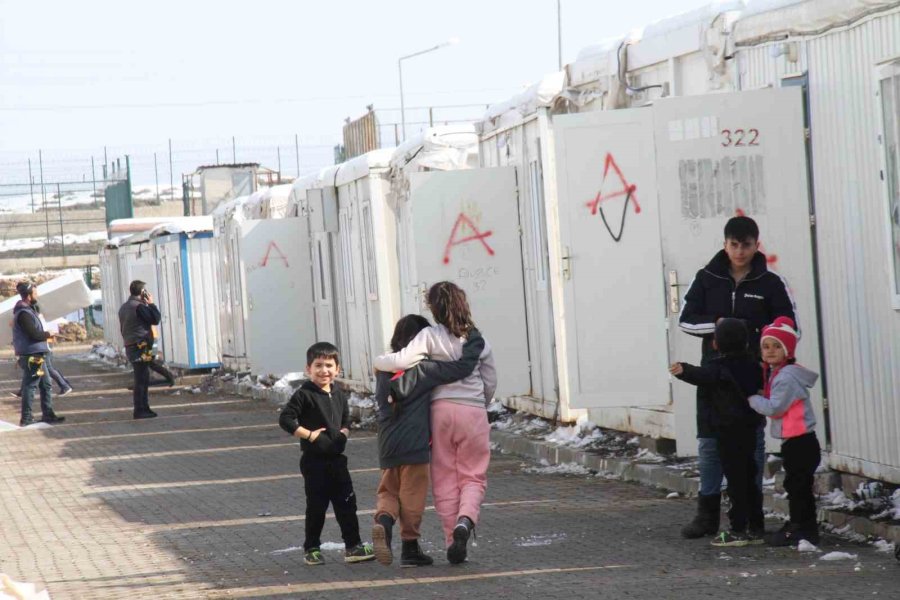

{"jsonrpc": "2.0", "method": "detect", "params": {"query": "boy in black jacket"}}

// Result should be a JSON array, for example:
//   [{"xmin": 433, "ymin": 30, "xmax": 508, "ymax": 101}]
[
  {"xmin": 670, "ymin": 318, "xmax": 766, "ymax": 547},
  {"xmin": 279, "ymin": 342, "xmax": 375, "ymax": 566},
  {"xmin": 371, "ymin": 316, "xmax": 485, "ymax": 567}
]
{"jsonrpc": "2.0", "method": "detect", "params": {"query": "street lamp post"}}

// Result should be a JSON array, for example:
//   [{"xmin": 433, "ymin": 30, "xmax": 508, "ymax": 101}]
[{"xmin": 398, "ymin": 37, "xmax": 459, "ymax": 142}]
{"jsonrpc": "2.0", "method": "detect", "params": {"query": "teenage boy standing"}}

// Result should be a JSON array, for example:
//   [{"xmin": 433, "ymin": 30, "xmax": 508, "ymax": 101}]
[{"xmin": 678, "ymin": 215, "xmax": 797, "ymax": 538}]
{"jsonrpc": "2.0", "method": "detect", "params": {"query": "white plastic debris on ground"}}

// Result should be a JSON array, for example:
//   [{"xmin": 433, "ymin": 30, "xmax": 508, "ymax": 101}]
[
  {"xmin": 73, "ymin": 343, "xmax": 127, "ymax": 368},
  {"xmin": 347, "ymin": 392, "xmax": 374, "ymax": 410},
  {"xmin": 820, "ymin": 551, "xmax": 859, "ymax": 561},
  {"xmin": 872, "ymin": 488, "xmax": 900, "ymax": 521},
  {"xmin": 0, "ymin": 573, "xmax": 50, "ymax": 599},
  {"xmin": 873, "ymin": 539, "xmax": 896, "ymax": 553},
  {"xmin": 666, "ymin": 492, "xmax": 680, "ymax": 499},
  {"xmin": 0, "ymin": 420, "xmax": 53, "ymax": 434},
  {"xmin": 634, "ymin": 448, "xmax": 666, "ymax": 464},
  {"xmin": 797, "ymin": 540, "xmax": 820, "ymax": 553},
  {"xmin": 272, "ymin": 372, "xmax": 305, "ymax": 393},
  {"xmin": 515, "ymin": 533, "xmax": 568, "ymax": 547}
]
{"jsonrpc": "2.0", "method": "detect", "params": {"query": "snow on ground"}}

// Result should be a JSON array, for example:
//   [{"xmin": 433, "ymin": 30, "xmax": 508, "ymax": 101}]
[
  {"xmin": 873, "ymin": 539, "xmax": 895, "ymax": 553},
  {"xmin": 272, "ymin": 372, "xmax": 304, "ymax": 393},
  {"xmin": 820, "ymin": 551, "xmax": 858, "ymax": 561},
  {"xmin": 0, "ymin": 231, "xmax": 108, "ymax": 253},
  {"xmin": 348, "ymin": 392, "xmax": 374, "ymax": 410},
  {"xmin": 515, "ymin": 533, "xmax": 567, "ymax": 547},
  {"xmin": 0, "ymin": 420, "xmax": 53, "ymax": 434},
  {"xmin": 797, "ymin": 540, "xmax": 820, "ymax": 553},
  {"xmin": 72, "ymin": 343, "xmax": 128, "ymax": 369},
  {"xmin": 522, "ymin": 459, "xmax": 590, "ymax": 476}
]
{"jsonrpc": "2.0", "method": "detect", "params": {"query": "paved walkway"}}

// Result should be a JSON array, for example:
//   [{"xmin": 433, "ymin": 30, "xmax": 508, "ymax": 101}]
[{"xmin": 0, "ymin": 351, "xmax": 896, "ymax": 599}]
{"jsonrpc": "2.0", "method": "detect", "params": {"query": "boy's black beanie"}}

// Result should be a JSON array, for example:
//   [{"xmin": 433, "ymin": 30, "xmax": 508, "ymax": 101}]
[{"xmin": 715, "ymin": 318, "xmax": 749, "ymax": 354}]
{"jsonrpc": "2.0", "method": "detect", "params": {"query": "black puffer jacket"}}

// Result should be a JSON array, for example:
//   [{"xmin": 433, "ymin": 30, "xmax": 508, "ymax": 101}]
[
  {"xmin": 679, "ymin": 250, "xmax": 797, "ymax": 360},
  {"xmin": 675, "ymin": 354, "xmax": 766, "ymax": 434},
  {"xmin": 375, "ymin": 329, "xmax": 485, "ymax": 469},
  {"xmin": 279, "ymin": 380, "xmax": 350, "ymax": 457}
]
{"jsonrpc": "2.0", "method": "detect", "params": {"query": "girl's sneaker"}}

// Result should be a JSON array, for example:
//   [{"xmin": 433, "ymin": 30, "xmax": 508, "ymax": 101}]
[
  {"xmin": 345, "ymin": 543, "xmax": 376, "ymax": 563},
  {"xmin": 304, "ymin": 549, "xmax": 324, "ymax": 566},
  {"xmin": 711, "ymin": 530, "xmax": 754, "ymax": 547}
]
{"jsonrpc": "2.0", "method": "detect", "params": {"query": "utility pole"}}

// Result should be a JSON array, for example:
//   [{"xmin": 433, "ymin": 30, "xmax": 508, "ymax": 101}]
[
  {"xmin": 295, "ymin": 133, "xmax": 300, "ymax": 176},
  {"xmin": 557, "ymin": 0, "xmax": 563, "ymax": 70}
]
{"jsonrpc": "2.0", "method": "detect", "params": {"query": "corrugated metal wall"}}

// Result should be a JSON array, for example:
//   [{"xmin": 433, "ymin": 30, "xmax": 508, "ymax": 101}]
[
  {"xmin": 98, "ymin": 247, "xmax": 124, "ymax": 352},
  {"xmin": 737, "ymin": 9, "xmax": 900, "ymax": 483},
  {"xmin": 187, "ymin": 235, "xmax": 222, "ymax": 367}
]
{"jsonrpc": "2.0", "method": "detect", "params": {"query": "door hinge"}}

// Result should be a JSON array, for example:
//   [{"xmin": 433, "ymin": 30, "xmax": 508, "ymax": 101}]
[
  {"xmin": 804, "ymin": 127, "xmax": 811, "ymax": 140},
  {"xmin": 822, "ymin": 396, "xmax": 829, "ymax": 410},
  {"xmin": 809, "ymin": 214, "xmax": 816, "ymax": 227}
]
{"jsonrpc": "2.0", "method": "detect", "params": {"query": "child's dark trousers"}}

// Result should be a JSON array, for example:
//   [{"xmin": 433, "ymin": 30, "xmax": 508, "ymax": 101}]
[
  {"xmin": 717, "ymin": 425, "xmax": 764, "ymax": 532},
  {"xmin": 781, "ymin": 432, "xmax": 821, "ymax": 526},
  {"xmin": 300, "ymin": 453, "xmax": 362, "ymax": 551}
]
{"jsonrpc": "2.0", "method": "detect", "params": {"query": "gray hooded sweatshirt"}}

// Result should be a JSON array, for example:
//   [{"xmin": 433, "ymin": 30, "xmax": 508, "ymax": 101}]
[{"xmin": 749, "ymin": 364, "xmax": 818, "ymax": 440}]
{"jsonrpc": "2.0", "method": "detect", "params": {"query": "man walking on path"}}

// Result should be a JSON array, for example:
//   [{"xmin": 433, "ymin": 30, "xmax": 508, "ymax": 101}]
[
  {"xmin": 119, "ymin": 280, "xmax": 163, "ymax": 419},
  {"xmin": 678, "ymin": 215, "xmax": 797, "ymax": 538},
  {"xmin": 13, "ymin": 281, "xmax": 65, "ymax": 426}
]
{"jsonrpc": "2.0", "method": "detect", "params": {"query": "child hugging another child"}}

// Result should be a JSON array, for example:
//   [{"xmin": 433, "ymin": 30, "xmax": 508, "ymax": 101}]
[
  {"xmin": 748, "ymin": 317, "xmax": 821, "ymax": 546},
  {"xmin": 670, "ymin": 318, "xmax": 767, "ymax": 546},
  {"xmin": 371, "ymin": 315, "xmax": 486, "ymax": 567}
]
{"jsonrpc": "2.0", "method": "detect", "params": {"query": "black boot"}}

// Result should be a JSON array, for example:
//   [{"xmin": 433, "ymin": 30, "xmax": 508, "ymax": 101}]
[
  {"xmin": 681, "ymin": 494, "xmax": 721, "ymax": 539},
  {"xmin": 447, "ymin": 516, "xmax": 474, "ymax": 564},
  {"xmin": 401, "ymin": 540, "xmax": 433, "ymax": 567},
  {"xmin": 372, "ymin": 513, "xmax": 394, "ymax": 566}
]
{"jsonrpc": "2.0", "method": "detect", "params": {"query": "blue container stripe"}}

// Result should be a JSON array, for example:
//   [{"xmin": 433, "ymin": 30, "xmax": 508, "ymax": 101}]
[{"xmin": 179, "ymin": 235, "xmax": 197, "ymax": 368}]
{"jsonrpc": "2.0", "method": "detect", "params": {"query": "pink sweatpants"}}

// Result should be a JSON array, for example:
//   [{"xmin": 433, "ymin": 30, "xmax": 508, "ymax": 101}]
[{"xmin": 430, "ymin": 400, "xmax": 491, "ymax": 547}]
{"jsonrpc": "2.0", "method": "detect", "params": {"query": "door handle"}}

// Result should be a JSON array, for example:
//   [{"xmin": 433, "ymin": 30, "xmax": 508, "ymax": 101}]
[
  {"xmin": 668, "ymin": 270, "xmax": 680, "ymax": 314},
  {"xmin": 561, "ymin": 246, "xmax": 572, "ymax": 280}
]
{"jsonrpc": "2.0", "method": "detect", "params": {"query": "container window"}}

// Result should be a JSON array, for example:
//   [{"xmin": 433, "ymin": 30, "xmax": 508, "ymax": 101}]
[
  {"xmin": 361, "ymin": 204, "xmax": 379, "ymax": 300},
  {"xmin": 879, "ymin": 68, "xmax": 900, "ymax": 305},
  {"xmin": 339, "ymin": 211, "xmax": 355, "ymax": 302},
  {"xmin": 528, "ymin": 158, "xmax": 549, "ymax": 288}
]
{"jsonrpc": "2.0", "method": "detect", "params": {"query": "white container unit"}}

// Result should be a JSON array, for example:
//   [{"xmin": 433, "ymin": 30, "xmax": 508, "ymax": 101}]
[
  {"xmin": 212, "ymin": 196, "xmax": 251, "ymax": 373},
  {"xmin": 475, "ymin": 2, "xmax": 824, "ymax": 459},
  {"xmin": 151, "ymin": 219, "xmax": 222, "ymax": 370},
  {"xmin": 389, "ymin": 125, "xmax": 542, "ymax": 402},
  {"xmin": 98, "ymin": 244, "xmax": 125, "ymax": 352},
  {"xmin": 212, "ymin": 186, "xmax": 317, "ymax": 378},
  {"xmin": 730, "ymin": 0, "xmax": 900, "ymax": 483}
]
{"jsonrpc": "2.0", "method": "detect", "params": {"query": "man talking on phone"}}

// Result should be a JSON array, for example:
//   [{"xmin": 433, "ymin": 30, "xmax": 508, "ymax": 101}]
[{"xmin": 119, "ymin": 280, "xmax": 162, "ymax": 419}]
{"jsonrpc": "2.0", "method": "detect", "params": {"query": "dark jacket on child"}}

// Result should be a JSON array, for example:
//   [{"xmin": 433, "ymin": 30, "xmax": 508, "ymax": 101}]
[
  {"xmin": 279, "ymin": 380, "xmax": 350, "ymax": 457},
  {"xmin": 375, "ymin": 329, "xmax": 485, "ymax": 469},
  {"xmin": 674, "ymin": 353, "xmax": 765, "ymax": 433}
]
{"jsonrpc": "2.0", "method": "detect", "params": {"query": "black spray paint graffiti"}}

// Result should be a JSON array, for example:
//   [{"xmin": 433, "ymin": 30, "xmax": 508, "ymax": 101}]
[{"xmin": 585, "ymin": 153, "xmax": 641, "ymax": 243}]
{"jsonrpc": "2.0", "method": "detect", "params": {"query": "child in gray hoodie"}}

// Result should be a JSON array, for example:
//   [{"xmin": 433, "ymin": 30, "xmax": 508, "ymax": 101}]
[{"xmin": 748, "ymin": 317, "xmax": 820, "ymax": 546}]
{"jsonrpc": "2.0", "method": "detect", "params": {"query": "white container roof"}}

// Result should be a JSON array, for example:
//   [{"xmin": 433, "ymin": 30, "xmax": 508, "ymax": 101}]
[
  {"xmin": 146, "ymin": 216, "xmax": 214, "ymax": 239},
  {"xmin": 480, "ymin": 70, "xmax": 567, "ymax": 133},
  {"xmin": 733, "ymin": 0, "xmax": 900, "ymax": 45},
  {"xmin": 390, "ymin": 124, "xmax": 479, "ymax": 172},
  {"xmin": 329, "ymin": 148, "xmax": 395, "ymax": 188}
]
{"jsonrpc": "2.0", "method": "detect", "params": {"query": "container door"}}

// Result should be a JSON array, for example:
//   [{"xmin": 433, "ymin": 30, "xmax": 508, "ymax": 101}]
[
  {"xmin": 241, "ymin": 218, "xmax": 316, "ymax": 377},
  {"xmin": 311, "ymin": 232, "xmax": 339, "ymax": 346},
  {"xmin": 553, "ymin": 108, "xmax": 670, "ymax": 408},
  {"xmin": 653, "ymin": 88, "xmax": 820, "ymax": 456},
  {"xmin": 408, "ymin": 167, "xmax": 530, "ymax": 398}
]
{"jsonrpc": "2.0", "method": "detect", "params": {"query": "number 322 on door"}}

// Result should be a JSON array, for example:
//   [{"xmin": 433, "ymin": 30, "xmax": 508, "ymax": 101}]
[{"xmin": 721, "ymin": 128, "xmax": 760, "ymax": 147}]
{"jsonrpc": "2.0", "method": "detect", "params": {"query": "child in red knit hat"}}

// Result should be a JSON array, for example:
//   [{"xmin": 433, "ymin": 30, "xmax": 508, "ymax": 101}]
[{"xmin": 748, "ymin": 316, "xmax": 821, "ymax": 546}]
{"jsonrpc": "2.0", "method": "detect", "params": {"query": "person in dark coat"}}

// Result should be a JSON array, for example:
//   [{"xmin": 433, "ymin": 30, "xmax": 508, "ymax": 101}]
[
  {"xmin": 371, "ymin": 315, "xmax": 485, "ymax": 567},
  {"xmin": 118, "ymin": 280, "xmax": 163, "ymax": 419},
  {"xmin": 677, "ymin": 215, "xmax": 796, "ymax": 538},
  {"xmin": 12, "ymin": 281, "xmax": 64, "ymax": 426}
]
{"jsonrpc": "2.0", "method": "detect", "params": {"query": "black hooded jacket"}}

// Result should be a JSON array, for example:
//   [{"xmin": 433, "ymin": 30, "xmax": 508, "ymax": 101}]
[
  {"xmin": 279, "ymin": 380, "xmax": 350, "ymax": 457},
  {"xmin": 679, "ymin": 250, "xmax": 796, "ymax": 361},
  {"xmin": 675, "ymin": 353, "xmax": 766, "ymax": 434}
]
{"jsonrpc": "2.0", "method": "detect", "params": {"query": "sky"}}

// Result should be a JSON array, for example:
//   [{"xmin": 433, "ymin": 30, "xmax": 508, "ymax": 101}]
[{"xmin": 0, "ymin": 0, "xmax": 718, "ymax": 184}]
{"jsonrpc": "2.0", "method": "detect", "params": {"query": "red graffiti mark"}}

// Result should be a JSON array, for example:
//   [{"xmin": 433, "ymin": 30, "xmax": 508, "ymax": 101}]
[
  {"xmin": 585, "ymin": 153, "xmax": 642, "ymax": 215},
  {"xmin": 260, "ymin": 241, "xmax": 290, "ymax": 267},
  {"xmin": 735, "ymin": 208, "xmax": 778, "ymax": 268},
  {"xmin": 442, "ymin": 213, "xmax": 495, "ymax": 265}
]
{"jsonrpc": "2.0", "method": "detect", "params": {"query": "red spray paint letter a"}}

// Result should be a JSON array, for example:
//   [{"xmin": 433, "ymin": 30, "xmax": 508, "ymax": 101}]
[
  {"xmin": 442, "ymin": 213, "xmax": 495, "ymax": 265},
  {"xmin": 260, "ymin": 241, "xmax": 290, "ymax": 267},
  {"xmin": 585, "ymin": 153, "xmax": 641, "ymax": 215}
]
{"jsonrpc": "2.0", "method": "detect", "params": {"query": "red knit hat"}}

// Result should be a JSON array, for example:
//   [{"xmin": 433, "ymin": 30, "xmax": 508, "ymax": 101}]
[{"xmin": 761, "ymin": 316, "xmax": 798, "ymax": 359}]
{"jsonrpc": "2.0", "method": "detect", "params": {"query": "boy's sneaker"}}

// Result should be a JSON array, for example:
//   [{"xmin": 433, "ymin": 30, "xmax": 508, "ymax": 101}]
[
  {"xmin": 710, "ymin": 530, "xmax": 754, "ymax": 547},
  {"xmin": 344, "ymin": 543, "xmax": 376, "ymax": 563},
  {"xmin": 746, "ymin": 528, "xmax": 767, "ymax": 545},
  {"xmin": 447, "ymin": 516, "xmax": 474, "ymax": 564},
  {"xmin": 304, "ymin": 548, "xmax": 324, "ymax": 566},
  {"xmin": 372, "ymin": 514, "xmax": 394, "ymax": 565},
  {"xmin": 764, "ymin": 522, "xmax": 820, "ymax": 547},
  {"xmin": 59, "ymin": 387, "xmax": 73, "ymax": 396},
  {"xmin": 401, "ymin": 540, "xmax": 433, "ymax": 568}
]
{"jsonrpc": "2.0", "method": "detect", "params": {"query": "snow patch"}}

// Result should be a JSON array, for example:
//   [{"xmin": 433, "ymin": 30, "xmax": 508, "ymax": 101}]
[
  {"xmin": 0, "ymin": 574, "xmax": 50, "ymax": 600},
  {"xmin": 666, "ymin": 492, "xmax": 680, "ymax": 499},
  {"xmin": 348, "ymin": 393, "xmax": 374, "ymax": 410},
  {"xmin": 820, "ymin": 551, "xmax": 858, "ymax": 561},
  {"xmin": 797, "ymin": 540, "xmax": 820, "ymax": 553},
  {"xmin": 523, "ymin": 461, "xmax": 590, "ymax": 476},
  {"xmin": 873, "ymin": 539, "xmax": 895, "ymax": 553},
  {"xmin": 515, "ymin": 533, "xmax": 567, "ymax": 547}
]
